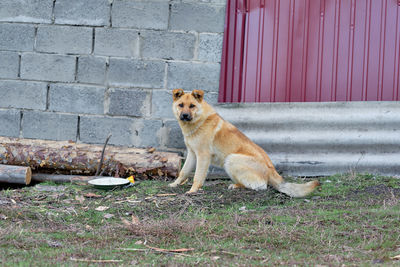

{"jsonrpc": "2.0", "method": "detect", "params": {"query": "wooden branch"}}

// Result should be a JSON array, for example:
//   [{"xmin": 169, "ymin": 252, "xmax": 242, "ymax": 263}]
[
  {"xmin": 31, "ymin": 173, "xmax": 106, "ymax": 183},
  {"xmin": 0, "ymin": 164, "xmax": 31, "ymax": 185},
  {"xmin": 70, "ymin": 258, "xmax": 122, "ymax": 263},
  {"xmin": 0, "ymin": 137, "xmax": 181, "ymax": 178},
  {"xmin": 95, "ymin": 134, "xmax": 112, "ymax": 176}
]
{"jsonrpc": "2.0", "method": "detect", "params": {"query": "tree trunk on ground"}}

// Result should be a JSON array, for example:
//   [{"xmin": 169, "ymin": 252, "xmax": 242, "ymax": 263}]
[
  {"xmin": 0, "ymin": 137, "xmax": 181, "ymax": 178},
  {"xmin": 0, "ymin": 164, "xmax": 31, "ymax": 185},
  {"xmin": 31, "ymin": 173, "xmax": 106, "ymax": 183}
]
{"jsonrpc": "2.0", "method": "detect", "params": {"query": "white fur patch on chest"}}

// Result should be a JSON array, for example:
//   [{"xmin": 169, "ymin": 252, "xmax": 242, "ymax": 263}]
[{"xmin": 210, "ymin": 148, "xmax": 225, "ymax": 167}]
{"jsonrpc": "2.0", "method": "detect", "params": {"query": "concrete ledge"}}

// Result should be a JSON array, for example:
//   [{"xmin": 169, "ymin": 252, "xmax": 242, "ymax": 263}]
[{"xmin": 215, "ymin": 101, "xmax": 400, "ymax": 176}]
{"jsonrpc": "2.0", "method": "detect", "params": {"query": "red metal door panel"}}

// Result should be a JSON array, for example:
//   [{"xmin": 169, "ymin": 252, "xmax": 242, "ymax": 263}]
[
  {"xmin": 351, "ymin": 0, "xmax": 368, "ymax": 101},
  {"xmin": 219, "ymin": 0, "xmax": 400, "ymax": 102},
  {"xmin": 304, "ymin": 0, "xmax": 322, "ymax": 101},
  {"xmin": 382, "ymin": 0, "xmax": 399, "ymax": 100},
  {"xmin": 219, "ymin": 0, "xmax": 247, "ymax": 103}
]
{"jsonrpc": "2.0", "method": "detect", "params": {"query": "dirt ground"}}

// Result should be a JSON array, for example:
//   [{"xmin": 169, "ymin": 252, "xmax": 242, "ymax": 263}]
[{"xmin": 1, "ymin": 174, "xmax": 400, "ymax": 266}]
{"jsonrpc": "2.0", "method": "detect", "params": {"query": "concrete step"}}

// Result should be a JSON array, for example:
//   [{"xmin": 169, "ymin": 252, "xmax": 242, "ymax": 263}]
[
  {"xmin": 271, "ymin": 153, "xmax": 400, "ymax": 177},
  {"xmin": 246, "ymin": 130, "xmax": 400, "ymax": 154},
  {"xmin": 215, "ymin": 102, "xmax": 400, "ymax": 176}
]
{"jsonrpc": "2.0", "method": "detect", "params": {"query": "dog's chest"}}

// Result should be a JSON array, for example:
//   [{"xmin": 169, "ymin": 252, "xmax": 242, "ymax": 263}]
[
  {"xmin": 185, "ymin": 136, "xmax": 225, "ymax": 167},
  {"xmin": 210, "ymin": 147, "xmax": 225, "ymax": 167}
]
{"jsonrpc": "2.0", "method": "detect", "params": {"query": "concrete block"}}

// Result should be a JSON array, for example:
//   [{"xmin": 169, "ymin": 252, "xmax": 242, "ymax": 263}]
[
  {"xmin": 0, "ymin": 0, "xmax": 53, "ymax": 23},
  {"xmin": 22, "ymin": 111, "xmax": 78, "ymax": 141},
  {"xmin": 108, "ymin": 58, "xmax": 165, "ymax": 88},
  {"xmin": 112, "ymin": 1, "xmax": 169, "ymax": 30},
  {"xmin": 80, "ymin": 116, "xmax": 162, "ymax": 147},
  {"xmin": 36, "ymin": 25, "xmax": 92, "ymax": 54},
  {"xmin": 167, "ymin": 61, "xmax": 220, "ymax": 92},
  {"xmin": 198, "ymin": 33, "xmax": 223, "ymax": 62},
  {"xmin": 138, "ymin": 119, "xmax": 163, "ymax": 148},
  {"xmin": 0, "ymin": 80, "xmax": 47, "ymax": 110},
  {"xmin": 54, "ymin": 0, "xmax": 110, "ymax": 26},
  {"xmin": 0, "ymin": 23, "xmax": 35, "ymax": 51},
  {"xmin": 162, "ymin": 120, "xmax": 185, "ymax": 149},
  {"xmin": 77, "ymin": 56, "xmax": 107, "ymax": 84},
  {"xmin": 141, "ymin": 31, "xmax": 195, "ymax": 60},
  {"xmin": 204, "ymin": 91, "xmax": 219, "ymax": 105},
  {"xmin": 0, "ymin": 109, "xmax": 20, "ymax": 137},
  {"xmin": 151, "ymin": 90, "xmax": 174, "ymax": 119},
  {"xmin": 170, "ymin": 3, "xmax": 225, "ymax": 33},
  {"xmin": 107, "ymin": 88, "xmax": 150, "ymax": 117},
  {"xmin": 0, "ymin": 51, "xmax": 19, "ymax": 79},
  {"xmin": 49, "ymin": 84, "xmax": 106, "ymax": 114},
  {"xmin": 21, "ymin": 53, "xmax": 76, "ymax": 82},
  {"xmin": 94, "ymin": 28, "xmax": 139, "ymax": 57}
]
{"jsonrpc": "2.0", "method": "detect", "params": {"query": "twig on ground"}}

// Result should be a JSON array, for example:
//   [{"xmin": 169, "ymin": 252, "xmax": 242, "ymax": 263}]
[
  {"xmin": 155, "ymin": 193, "xmax": 177, "ymax": 197},
  {"xmin": 206, "ymin": 250, "xmax": 267, "ymax": 261},
  {"xmin": 119, "ymin": 248, "xmax": 148, "ymax": 252},
  {"xmin": 145, "ymin": 244, "xmax": 194, "ymax": 253},
  {"xmin": 70, "ymin": 258, "xmax": 122, "ymax": 263},
  {"xmin": 119, "ymin": 246, "xmax": 194, "ymax": 257}
]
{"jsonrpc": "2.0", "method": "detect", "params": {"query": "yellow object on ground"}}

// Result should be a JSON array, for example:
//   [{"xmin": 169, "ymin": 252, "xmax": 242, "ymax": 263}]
[{"xmin": 126, "ymin": 175, "xmax": 135, "ymax": 184}]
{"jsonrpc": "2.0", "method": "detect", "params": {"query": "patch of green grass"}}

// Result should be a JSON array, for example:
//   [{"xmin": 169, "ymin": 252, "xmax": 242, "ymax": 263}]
[{"xmin": 0, "ymin": 173, "xmax": 399, "ymax": 266}]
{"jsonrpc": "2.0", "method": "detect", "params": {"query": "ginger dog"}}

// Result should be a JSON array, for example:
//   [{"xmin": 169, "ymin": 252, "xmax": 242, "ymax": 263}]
[{"xmin": 169, "ymin": 89, "xmax": 320, "ymax": 197}]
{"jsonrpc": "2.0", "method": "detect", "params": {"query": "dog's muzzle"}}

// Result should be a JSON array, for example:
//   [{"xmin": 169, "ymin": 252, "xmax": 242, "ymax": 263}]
[{"xmin": 180, "ymin": 113, "xmax": 192, "ymax": 121}]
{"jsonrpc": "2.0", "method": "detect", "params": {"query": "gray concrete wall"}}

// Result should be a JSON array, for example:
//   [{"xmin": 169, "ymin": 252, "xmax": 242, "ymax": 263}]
[{"xmin": 0, "ymin": 0, "xmax": 225, "ymax": 149}]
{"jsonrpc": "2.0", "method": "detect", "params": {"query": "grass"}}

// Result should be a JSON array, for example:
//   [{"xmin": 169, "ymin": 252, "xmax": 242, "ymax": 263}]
[{"xmin": 0, "ymin": 173, "xmax": 399, "ymax": 266}]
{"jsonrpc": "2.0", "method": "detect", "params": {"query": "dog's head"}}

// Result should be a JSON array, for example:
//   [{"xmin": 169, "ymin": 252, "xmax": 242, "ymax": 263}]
[{"xmin": 172, "ymin": 89, "xmax": 204, "ymax": 123}]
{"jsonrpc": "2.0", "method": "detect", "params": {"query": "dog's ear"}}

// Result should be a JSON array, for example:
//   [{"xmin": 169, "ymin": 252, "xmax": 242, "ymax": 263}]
[
  {"xmin": 191, "ymin": 89, "xmax": 204, "ymax": 102},
  {"xmin": 172, "ymin": 89, "xmax": 184, "ymax": 101}
]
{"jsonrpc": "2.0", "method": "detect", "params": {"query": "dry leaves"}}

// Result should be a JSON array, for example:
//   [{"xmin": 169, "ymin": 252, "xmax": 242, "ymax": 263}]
[
  {"xmin": 131, "ymin": 215, "xmax": 140, "ymax": 225},
  {"xmin": 75, "ymin": 195, "xmax": 85, "ymax": 204},
  {"xmin": 104, "ymin": 213, "xmax": 114, "ymax": 219},
  {"xmin": 95, "ymin": 206, "xmax": 109, "ymax": 211},
  {"xmin": 84, "ymin": 193, "xmax": 102, "ymax": 198},
  {"xmin": 121, "ymin": 215, "xmax": 140, "ymax": 228},
  {"xmin": 147, "ymin": 147, "xmax": 156, "ymax": 153}
]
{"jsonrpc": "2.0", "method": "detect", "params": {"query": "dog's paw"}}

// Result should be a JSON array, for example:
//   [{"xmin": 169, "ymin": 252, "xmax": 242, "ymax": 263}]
[
  {"xmin": 228, "ymin": 184, "xmax": 236, "ymax": 190},
  {"xmin": 168, "ymin": 182, "xmax": 179, "ymax": 188},
  {"xmin": 185, "ymin": 188, "xmax": 202, "ymax": 194},
  {"xmin": 228, "ymin": 183, "xmax": 244, "ymax": 190}
]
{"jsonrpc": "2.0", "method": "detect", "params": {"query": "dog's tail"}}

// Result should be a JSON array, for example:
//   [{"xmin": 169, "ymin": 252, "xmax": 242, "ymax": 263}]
[{"xmin": 268, "ymin": 171, "xmax": 320, "ymax": 198}]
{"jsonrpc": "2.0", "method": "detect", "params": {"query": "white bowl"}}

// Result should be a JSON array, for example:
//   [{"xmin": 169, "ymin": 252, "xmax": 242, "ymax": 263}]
[{"xmin": 88, "ymin": 177, "xmax": 130, "ymax": 189}]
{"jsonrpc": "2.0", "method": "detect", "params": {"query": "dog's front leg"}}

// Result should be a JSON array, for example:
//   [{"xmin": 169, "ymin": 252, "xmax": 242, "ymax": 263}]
[
  {"xmin": 186, "ymin": 153, "xmax": 211, "ymax": 194},
  {"xmin": 169, "ymin": 148, "xmax": 196, "ymax": 188}
]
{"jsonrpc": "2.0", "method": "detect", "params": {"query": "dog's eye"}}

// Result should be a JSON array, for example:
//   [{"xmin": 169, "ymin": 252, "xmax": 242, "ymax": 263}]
[
  {"xmin": 189, "ymin": 104, "xmax": 195, "ymax": 108},
  {"xmin": 178, "ymin": 103, "xmax": 184, "ymax": 108}
]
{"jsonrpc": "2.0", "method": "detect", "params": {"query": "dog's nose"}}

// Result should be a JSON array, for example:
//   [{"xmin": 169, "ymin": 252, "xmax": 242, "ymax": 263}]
[{"xmin": 180, "ymin": 113, "xmax": 191, "ymax": 121}]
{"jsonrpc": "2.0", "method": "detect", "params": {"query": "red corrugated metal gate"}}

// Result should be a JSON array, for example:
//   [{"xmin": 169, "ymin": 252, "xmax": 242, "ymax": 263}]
[{"xmin": 219, "ymin": 0, "xmax": 400, "ymax": 102}]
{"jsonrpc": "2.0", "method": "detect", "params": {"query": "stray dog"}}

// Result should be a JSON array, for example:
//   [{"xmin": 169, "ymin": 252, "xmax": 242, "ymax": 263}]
[{"xmin": 169, "ymin": 89, "xmax": 320, "ymax": 197}]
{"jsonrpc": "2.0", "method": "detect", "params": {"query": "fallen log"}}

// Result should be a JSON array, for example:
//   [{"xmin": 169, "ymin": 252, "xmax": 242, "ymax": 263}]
[
  {"xmin": 31, "ymin": 173, "xmax": 104, "ymax": 183},
  {"xmin": 0, "ymin": 164, "xmax": 31, "ymax": 185},
  {"xmin": 0, "ymin": 137, "xmax": 181, "ymax": 178}
]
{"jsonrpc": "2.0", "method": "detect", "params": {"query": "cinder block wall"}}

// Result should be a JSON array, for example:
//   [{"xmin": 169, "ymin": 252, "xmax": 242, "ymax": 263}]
[{"xmin": 0, "ymin": 0, "xmax": 226, "ymax": 150}]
